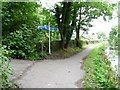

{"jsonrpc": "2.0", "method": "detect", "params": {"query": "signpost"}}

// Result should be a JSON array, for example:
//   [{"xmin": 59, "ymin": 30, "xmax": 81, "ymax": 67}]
[
  {"xmin": 48, "ymin": 22, "xmax": 51, "ymax": 54},
  {"xmin": 38, "ymin": 22, "xmax": 58, "ymax": 54}
]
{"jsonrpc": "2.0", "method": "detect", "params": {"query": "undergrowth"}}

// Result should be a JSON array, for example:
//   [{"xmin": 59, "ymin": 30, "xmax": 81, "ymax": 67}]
[
  {"xmin": 47, "ymin": 47, "xmax": 83, "ymax": 59},
  {"xmin": 0, "ymin": 45, "xmax": 17, "ymax": 88},
  {"xmin": 83, "ymin": 43, "xmax": 119, "ymax": 89}
]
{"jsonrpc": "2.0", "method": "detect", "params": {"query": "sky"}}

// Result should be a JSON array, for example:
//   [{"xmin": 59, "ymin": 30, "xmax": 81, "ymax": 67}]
[
  {"xmin": 39, "ymin": 0, "xmax": 61, "ymax": 9},
  {"xmin": 89, "ymin": 15, "xmax": 118, "ymax": 36},
  {"xmin": 39, "ymin": 0, "xmax": 118, "ymax": 37}
]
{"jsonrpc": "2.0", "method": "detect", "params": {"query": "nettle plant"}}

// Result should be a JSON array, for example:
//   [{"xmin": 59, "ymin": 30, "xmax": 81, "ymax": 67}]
[{"xmin": 0, "ymin": 45, "xmax": 15, "ymax": 88}]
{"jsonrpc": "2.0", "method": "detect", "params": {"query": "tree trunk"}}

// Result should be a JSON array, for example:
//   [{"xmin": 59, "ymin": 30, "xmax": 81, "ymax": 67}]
[
  {"xmin": 61, "ymin": 36, "xmax": 65, "ymax": 49},
  {"xmin": 55, "ymin": 2, "xmax": 72, "ymax": 49},
  {"xmin": 65, "ymin": 36, "xmax": 71, "ymax": 48},
  {"xmin": 76, "ymin": 27, "xmax": 80, "ymax": 47},
  {"xmin": 76, "ymin": 7, "xmax": 81, "ymax": 47}
]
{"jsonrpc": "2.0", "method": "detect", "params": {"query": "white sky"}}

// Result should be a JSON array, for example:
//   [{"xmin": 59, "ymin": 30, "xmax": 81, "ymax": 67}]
[
  {"xmin": 39, "ymin": 0, "xmax": 118, "ymax": 37},
  {"xmin": 89, "ymin": 15, "xmax": 118, "ymax": 36},
  {"xmin": 39, "ymin": 0, "xmax": 61, "ymax": 9}
]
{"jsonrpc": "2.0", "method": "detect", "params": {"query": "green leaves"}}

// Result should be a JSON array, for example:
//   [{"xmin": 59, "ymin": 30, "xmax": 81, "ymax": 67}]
[
  {"xmin": 96, "ymin": 32, "xmax": 106, "ymax": 40},
  {"xmin": 53, "ymin": 1, "xmax": 115, "ymax": 48},
  {"xmin": 2, "ymin": 24, "xmax": 50, "ymax": 60},
  {"xmin": 2, "ymin": 2, "xmax": 41, "ymax": 35},
  {"xmin": 0, "ymin": 45, "xmax": 16, "ymax": 88},
  {"xmin": 109, "ymin": 26, "xmax": 118, "ymax": 49},
  {"xmin": 2, "ymin": 2, "xmax": 58, "ymax": 60},
  {"xmin": 83, "ymin": 43, "xmax": 118, "ymax": 88}
]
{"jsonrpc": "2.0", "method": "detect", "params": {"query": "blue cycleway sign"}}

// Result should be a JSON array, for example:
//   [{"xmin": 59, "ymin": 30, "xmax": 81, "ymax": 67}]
[
  {"xmin": 37, "ymin": 25, "xmax": 58, "ymax": 54},
  {"xmin": 38, "ymin": 26, "xmax": 58, "ymax": 31}
]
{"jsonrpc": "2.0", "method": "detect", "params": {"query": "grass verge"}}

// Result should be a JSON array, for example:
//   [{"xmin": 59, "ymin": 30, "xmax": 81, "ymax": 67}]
[
  {"xmin": 82, "ymin": 43, "xmax": 119, "ymax": 89},
  {"xmin": 46, "ymin": 42, "xmax": 101, "ymax": 60},
  {"xmin": 46, "ymin": 47, "xmax": 84, "ymax": 59}
]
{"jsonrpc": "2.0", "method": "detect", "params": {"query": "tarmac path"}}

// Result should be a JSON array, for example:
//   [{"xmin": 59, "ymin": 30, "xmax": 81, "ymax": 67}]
[{"xmin": 10, "ymin": 44, "xmax": 99, "ymax": 88}]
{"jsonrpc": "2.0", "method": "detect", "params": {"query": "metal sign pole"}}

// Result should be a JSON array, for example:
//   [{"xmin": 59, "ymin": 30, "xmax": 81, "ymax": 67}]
[
  {"xmin": 38, "ymin": 24, "xmax": 57, "ymax": 55},
  {"xmin": 48, "ymin": 22, "xmax": 51, "ymax": 54}
]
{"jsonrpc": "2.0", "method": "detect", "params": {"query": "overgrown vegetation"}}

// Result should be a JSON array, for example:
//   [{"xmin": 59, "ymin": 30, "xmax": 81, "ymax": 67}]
[
  {"xmin": 2, "ymin": 24, "xmax": 49, "ymax": 60},
  {"xmin": 2, "ymin": 2, "xmax": 51, "ymax": 60},
  {"xmin": 46, "ymin": 41, "xmax": 99, "ymax": 59},
  {"xmin": 47, "ymin": 47, "xmax": 83, "ymax": 59},
  {"xmin": 109, "ymin": 26, "xmax": 118, "ymax": 50},
  {"xmin": 83, "ymin": 43, "xmax": 119, "ymax": 89},
  {"xmin": 96, "ymin": 31, "xmax": 106, "ymax": 40},
  {"xmin": 0, "ymin": 45, "xmax": 16, "ymax": 88}
]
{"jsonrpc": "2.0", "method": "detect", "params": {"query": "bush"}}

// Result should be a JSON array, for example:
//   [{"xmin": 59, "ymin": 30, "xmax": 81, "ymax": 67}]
[
  {"xmin": 76, "ymin": 39, "xmax": 83, "ymax": 48},
  {"xmin": 28, "ymin": 52, "xmax": 48, "ymax": 60},
  {"xmin": 3, "ymin": 25, "xmax": 34, "ymax": 59},
  {"xmin": 3, "ymin": 24, "xmax": 84, "ymax": 60},
  {"xmin": 79, "ymin": 40, "xmax": 83, "ymax": 48},
  {"xmin": 0, "ymin": 45, "xmax": 16, "ymax": 88},
  {"xmin": 2, "ymin": 25, "xmax": 47, "ymax": 60},
  {"xmin": 83, "ymin": 43, "xmax": 118, "ymax": 88}
]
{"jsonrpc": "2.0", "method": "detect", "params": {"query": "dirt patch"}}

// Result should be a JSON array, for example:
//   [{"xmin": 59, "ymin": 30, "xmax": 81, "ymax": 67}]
[
  {"xmin": 80, "ymin": 55, "xmax": 88, "ymax": 69},
  {"xmin": 75, "ymin": 79, "xmax": 84, "ymax": 88},
  {"xmin": 82, "ymin": 56, "xmax": 88, "ymax": 61}
]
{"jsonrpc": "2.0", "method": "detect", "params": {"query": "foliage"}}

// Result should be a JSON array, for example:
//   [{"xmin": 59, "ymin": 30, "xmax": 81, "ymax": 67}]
[
  {"xmin": 47, "ymin": 47, "xmax": 83, "ymax": 59},
  {"xmin": 83, "ymin": 43, "xmax": 118, "ymax": 88},
  {"xmin": 96, "ymin": 31, "xmax": 106, "ymax": 40},
  {"xmin": 109, "ymin": 26, "xmax": 118, "ymax": 49},
  {"xmin": 1, "ymin": 1, "xmax": 116, "ymax": 60},
  {"xmin": 2, "ymin": 2, "xmax": 60, "ymax": 60},
  {"xmin": 54, "ymin": 2, "xmax": 73, "ymax": 49},
  {"xmin": 75, "ymin": 39, "xmax": 83, "ymax": 48},
  {"xmin": 2, "ymin": 2, "xmax": 41, "ymax": 36},
  {"xmin": 2, "ymin": 2, "xmax": 54, "ymax": 60},
  {"xmin": 2, "ymin": 25, "xmax": 48, "ymax": 60},
  {"xmin": 0, "ymin": 45, "xmax": 16, "ymax": 88},
  {"xmin": 53, "ymin": 1, "xmax": 115, "ymax": 49},
  {"xmin": 40, "ymin": 8, "xmax": 57, "ymax": 27}
]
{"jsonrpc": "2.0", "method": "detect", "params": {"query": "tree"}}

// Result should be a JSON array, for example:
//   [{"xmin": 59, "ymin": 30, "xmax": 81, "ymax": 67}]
[
  {"xmin": 96, "ymin": 31, "xmax": 106, "ymax": 40},
  {"xmin": 54, "ymin": 2, "xmax": 73, "ymax": 49},
  {"xmin": 2, "ymin": 2, "xmax": 55, "ymax": 59},
  {"xmin": 2, "ymin": 2, "xmax": 61, "ymax": 59},
  {"xmin": 75, "ymin": 1, "xmax": 115, "ymax": 47},
  {"xmin": 2, "ymin": 2, "xmax": 41, "ymax": 36},
  {"xmin": 53, "ymin": 1, "xmax": 115, "ymax": 49},
  {"xmin": 109, "ymin": 26, "xmax": 118, "ymax": 48}
]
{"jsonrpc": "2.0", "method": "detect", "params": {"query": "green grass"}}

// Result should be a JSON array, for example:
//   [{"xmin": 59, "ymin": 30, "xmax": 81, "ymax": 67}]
[
  {"xmin": 47, "ymin": 42, "xmax": 100, "ymax": 60},
  {"xmin": 82, "ymin": 43, "xmax": 97, "ymax": 49},
  {"xmin": 83, "ymin": 45, "xmax": 100, "ymax": 70},
  {"xmin": 82, "ymin": 42, "xmax": 119, "ymax": 89},
  {"xmin": 47, "ymin": 47, "xmax": 83, "ymax": 59}
]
